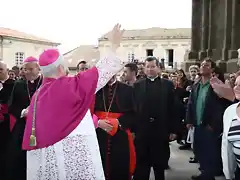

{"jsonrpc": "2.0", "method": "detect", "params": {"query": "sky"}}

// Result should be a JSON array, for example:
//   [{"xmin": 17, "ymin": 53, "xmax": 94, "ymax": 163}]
[{"xmin": 0, "ymin": 0, "xmax": 191, "ymax": 53}]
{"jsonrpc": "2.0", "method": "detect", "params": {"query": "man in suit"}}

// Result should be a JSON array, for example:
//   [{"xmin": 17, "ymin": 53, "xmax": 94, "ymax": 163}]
[
  {"xmin": 133, "ymin": 56, "xmax": 179, "ymax": 180},
  {"xmin": 186, "ymin": 58, "xmax": 232, "ymax": 180},
  {"xmin": 123, "ymin": 63, "xmax": 138, "ymax": 86}
]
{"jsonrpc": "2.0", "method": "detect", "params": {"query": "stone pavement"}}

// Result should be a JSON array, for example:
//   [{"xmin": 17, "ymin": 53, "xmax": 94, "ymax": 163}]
[{"xmin": 149, "ymin": 142, "xmax": 226, "ymax": 180}]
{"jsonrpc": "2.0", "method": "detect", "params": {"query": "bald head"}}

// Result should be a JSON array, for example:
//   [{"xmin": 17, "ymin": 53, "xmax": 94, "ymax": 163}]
[
  {"xmin": 24, "ymin": 62, "xmax": 40, "ymax": 81},
  {"xmin": 0, "ymin": 62, "xmax": 7, "ymax": 70},
  {"xmin": 0, "ymin": 62, "xmax": 8, "ymax": 80}
]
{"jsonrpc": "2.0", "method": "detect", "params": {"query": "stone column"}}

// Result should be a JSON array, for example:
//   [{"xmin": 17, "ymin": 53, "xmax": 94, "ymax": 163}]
[
  {"xmin": 183, "ymin": 0, "xmax": 201, "ymax": 71},
  {"xmin": 221, "ymin": 0, "xmax": 232, "ymax": 61},
  {"xmin": 207, "ymin": 0, "xmax": 213, "ymax": 57},
  {"xmin": 228, "ymin": 0, "xmax": 238, "ymax": 58},
  {"xmin": 227, "ymin": 0, "xmax": 239, "ymax": 72},
  {"xmin": 199, "ymin": 0, "xmax": 209, "ymax": 60},
  {"xmin": 187, "ymin": 0, "xmax": 199, "ymax": 60},
  {"xmin": 217, "ymin": 0, "xmax": 232, "ymax": 72}
]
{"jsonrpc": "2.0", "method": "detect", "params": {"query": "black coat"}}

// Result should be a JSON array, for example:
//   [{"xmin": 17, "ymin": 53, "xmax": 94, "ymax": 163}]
[
  {"xmin": 133, "ymin": 78, "xmax": 179, "ymax": 139},
  {"xmin": 5, "ymin": 77, "xmax": 42, "ymax": 180},
  {"xmin": 95, "ymin": 81, "xmax": 135, "ymax": 180},
  {"xmin": 132, "ymin": 77, "xmax": 180, "ymax": 168},
  {"xmin": 185, "ymin": 81, "xmax": 233, "ymax": 135},
  {"xmin": 0, "ymin": 79, "xmax": 15, "ymax": 180}
]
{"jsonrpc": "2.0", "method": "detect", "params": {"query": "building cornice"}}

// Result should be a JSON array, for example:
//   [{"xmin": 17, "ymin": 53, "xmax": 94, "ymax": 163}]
[
  {"xmin": 98, "ymin": 36, "xmax": 191, "ymax": 41},
  {"xmin": 1, "ymin": 35, "xmax": 60, "ymax": 46}
]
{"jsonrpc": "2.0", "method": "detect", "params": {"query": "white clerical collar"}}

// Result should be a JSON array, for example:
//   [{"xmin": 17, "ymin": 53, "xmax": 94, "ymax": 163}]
[
  {"xmin": 29, "ymin": 74, "xmax": 41, "ymax": 83},
  {"xmin": 108, "ymin": 79, "xmax": 117, "ymax": 86},
  {"xmin": 147, "ymin": 76, "xmax": 159, "ymax": 82}
]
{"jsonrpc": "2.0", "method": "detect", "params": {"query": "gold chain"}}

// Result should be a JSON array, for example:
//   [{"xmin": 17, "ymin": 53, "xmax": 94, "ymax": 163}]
[{"xmin": 102, "ymin": 83, "xmax": 118, "ymax": 119}]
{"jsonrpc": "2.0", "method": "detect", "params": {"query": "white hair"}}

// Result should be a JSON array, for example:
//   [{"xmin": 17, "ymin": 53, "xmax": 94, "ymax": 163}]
[
  {"xmin": 189, "ymin": 65, "xmax": 199, "ymax": 72},
  {"xmin": 40, "ymin": 55, "xmax": 69, "ymax": 77}
]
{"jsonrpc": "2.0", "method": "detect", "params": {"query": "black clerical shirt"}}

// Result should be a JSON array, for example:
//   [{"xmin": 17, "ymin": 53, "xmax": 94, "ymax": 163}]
[
  {"xmin": 27, "ymin": 76, "xmax": 41, "ymax": 98},
  {"xmin": 145, "ymin": 77, "xmax": 161, "ymax": 119}
]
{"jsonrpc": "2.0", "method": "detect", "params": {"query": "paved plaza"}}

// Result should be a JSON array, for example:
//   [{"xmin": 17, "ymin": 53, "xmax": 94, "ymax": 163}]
[{"xmin": 150, "ymin": 142, "xmax": 226, "ymax": 180}]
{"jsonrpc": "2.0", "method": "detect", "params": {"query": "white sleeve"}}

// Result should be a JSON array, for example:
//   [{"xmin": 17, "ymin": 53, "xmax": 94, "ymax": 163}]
[
  {"xmin": 95, "ymin": 53, "xmax": 125, "ymax": 93},
  {"xmin": 222, "ymin": 107, "xmax": 237, "ymax": 180}
]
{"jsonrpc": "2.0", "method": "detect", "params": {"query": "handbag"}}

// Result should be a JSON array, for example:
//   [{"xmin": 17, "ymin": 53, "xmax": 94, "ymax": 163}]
[{"xmin": 186, "ymin": 127, "xmax": 195, "ymax": 144}]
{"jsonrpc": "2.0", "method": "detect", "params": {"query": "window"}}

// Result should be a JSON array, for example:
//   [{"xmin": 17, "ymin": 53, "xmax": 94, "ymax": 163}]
[
  {"xmin": 146, "ymin": 49, "xmax": 153, "ymax": 56},
  {"xmin": 15, "ymin": 52, "xmax": 25, "ymax": 66},
  {"xmin": 166, "ymin": 49, "xmax": 174, "ymax": 67},
  {"xmin": 128, "ymin": 52, "xmax": 135, "ymax": 62}
]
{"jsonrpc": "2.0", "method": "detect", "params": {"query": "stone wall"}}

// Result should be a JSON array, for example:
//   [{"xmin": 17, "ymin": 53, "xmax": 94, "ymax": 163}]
[{"xmin": 185, "ymin": 0, "xmax": 240, "ymax": 73}]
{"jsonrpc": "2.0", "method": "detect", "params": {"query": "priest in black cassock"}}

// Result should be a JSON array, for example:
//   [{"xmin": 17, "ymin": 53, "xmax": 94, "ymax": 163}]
[
  {"xmin": 94, "ymin": 76, "xmax": 136, "ymax": 180},
  {"xmin": 133, "ymin": 57, "xmax": 179, "ymax": 180},
  {"xmin": 5, "ymin": 57, "xmax": 42, "ymax": 180},
  {"xmin": 0, "ymin": 62, "xmax": 15, "ymax": 180}
]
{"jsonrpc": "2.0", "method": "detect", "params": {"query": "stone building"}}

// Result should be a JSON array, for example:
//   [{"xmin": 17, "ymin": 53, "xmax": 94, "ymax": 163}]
[
  {"xmin": 99, "ymin": 27, "xmax": 191, "ymax": 69},
  {"xmin": 0, "ymin": 27, "xmax": 60, "ymax": 68},
  {"xmin": 186, "ymin": 0, "xmax": 240, "ymax": 72}
]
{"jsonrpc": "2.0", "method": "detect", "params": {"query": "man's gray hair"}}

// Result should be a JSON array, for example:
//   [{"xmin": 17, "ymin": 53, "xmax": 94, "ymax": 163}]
[
  {"xmin": 189, "ymin": 65, "xmax": 199, "ymax": 72},
  {"xmin": 40, "ymin": 56, "xmax": 69, "ymax": 77}
]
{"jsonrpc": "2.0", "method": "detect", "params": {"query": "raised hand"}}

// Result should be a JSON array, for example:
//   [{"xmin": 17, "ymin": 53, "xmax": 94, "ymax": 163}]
[
  {"xmin": 210, "ymin": 77, "xmax": 235, "ymax": 101},
  {"xmin": 108, "ymin": 24, "xmax": 125, "ymax": 51},
  {"xmin": 210, "ymin": 76, "xmax": 223, "ymax": 86}
]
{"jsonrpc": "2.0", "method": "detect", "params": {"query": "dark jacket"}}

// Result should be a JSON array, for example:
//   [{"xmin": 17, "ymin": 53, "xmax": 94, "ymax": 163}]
[{"xmin": 186, "ymin": 80, "xmax": 233, "ymax": 134}]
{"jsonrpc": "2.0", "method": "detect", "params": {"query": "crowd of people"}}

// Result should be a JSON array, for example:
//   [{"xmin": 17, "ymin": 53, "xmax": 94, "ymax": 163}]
[
  {"xmin": 0, "ymin": 24, "xmax": 240, "ymax": 180},
  {"xmin": 118, "ymin": 58, "xmax": 238, "ymax": 180}
]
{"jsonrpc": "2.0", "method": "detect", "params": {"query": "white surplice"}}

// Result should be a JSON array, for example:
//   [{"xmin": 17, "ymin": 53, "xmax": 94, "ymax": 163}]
[{"xmin": 27, "ymin": 54, "xmax": 125, "ymax": 180}]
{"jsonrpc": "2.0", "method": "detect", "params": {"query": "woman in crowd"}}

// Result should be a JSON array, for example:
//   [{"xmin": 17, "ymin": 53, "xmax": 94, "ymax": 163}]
[
  {"xmin": 176, "ymin": 69, "xmax": 194, "ymax": 150},
  {"xmin": 170, "ymin": 72, "xmax": 186, "ymax": 145},
  {"xmin": 222, "ymin": 75, "xmax": 240, "ymax": 180},
  {"xmin": 177, "ymin": 69, "xmax": 193, "ymax": 91}
]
